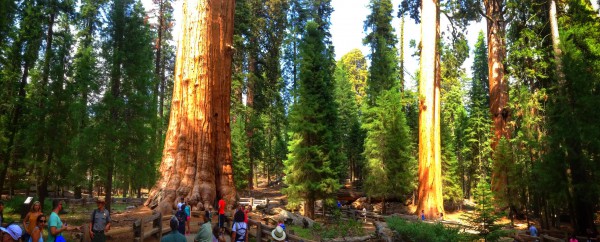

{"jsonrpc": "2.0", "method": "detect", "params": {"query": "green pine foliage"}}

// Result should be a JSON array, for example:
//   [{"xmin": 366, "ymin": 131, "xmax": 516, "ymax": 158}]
[
  {"xmin": 462, "ymin": 178, "xmax": 506, "ymax": 242},
  {"xmin": 362, "ymin": 89, "xmax": 415, "ymax": 200},
  {"xmin": 363, "ymin": 0, "xmax": 399, "ymax": 103},
  {"xmin": 463, "ymin": 32, "xmax": 493, "ymax": 199},
  {"xmin": 387, "ymin": 216, "xmax": 469, "ymax": 242},
  {"xmin": 361, "ymin": 0, "xmax": 415, "ymax": 207},
  {"xmin": 543, "ymin": 0, "xmax": 600, "ymax": 234},
  {"xmin": 334, "ymin": 60, "xmax": 365, "ymax": 182},
  {"xmin": 440, "ymin": 38, "xmax": 469, "ymax": 209},
  {"xmin": 283, "ymin": 21, "xmax": 341, "ymax": 213}
]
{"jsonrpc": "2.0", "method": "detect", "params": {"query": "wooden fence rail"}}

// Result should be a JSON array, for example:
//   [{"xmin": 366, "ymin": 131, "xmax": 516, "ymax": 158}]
[{"xmin": 77, "ymin": 211, "xmax": 163, "ymax": 242}]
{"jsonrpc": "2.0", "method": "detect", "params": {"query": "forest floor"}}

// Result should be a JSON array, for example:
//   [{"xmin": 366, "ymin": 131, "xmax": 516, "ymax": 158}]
[{"xmin": 9, "ymin": 179, "xmax": 570, "ymax": 241}]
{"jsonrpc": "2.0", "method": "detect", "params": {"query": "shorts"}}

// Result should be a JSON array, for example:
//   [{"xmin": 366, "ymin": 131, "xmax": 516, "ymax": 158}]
[{"xmin": 187, "ymin": 216, "xmax": 191, "ymax": 221}]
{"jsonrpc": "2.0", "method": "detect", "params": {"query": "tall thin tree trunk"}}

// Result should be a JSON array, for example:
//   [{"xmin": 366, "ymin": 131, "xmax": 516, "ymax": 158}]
[
  {"xmin": 246, "ymin": 53, "xmax": 256, "ymax": 190},
  {"xmin": 155, "ymin": 0, "xmax": 164, "ymax": 148},
  {"xmin": 145, "ymin": 0, "xmax": 236, "ymax": 214},
  {"xmin": 416, "ymin": 0, "xmax": 443, "ymax": 219}
]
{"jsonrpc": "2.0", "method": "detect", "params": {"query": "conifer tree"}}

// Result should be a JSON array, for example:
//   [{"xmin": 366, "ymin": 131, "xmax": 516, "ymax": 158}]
[
  {"xmin": 334, "ymin": 63, "xmax": 360, "ymax": 183},
  {"xmin": 362, "ymin": 0, "xmax": 415, "ymax": 214},
  {"xmin": 545, "ymin": 0, "xmax": 600, "ymax": 234},
  {"xmin": 284, "ymin": 21, "xmax": 340, "ymax": 219},
  {"xmin": 462, "ymin": 178, "xmax": 505, "ymax": 242},
  {"xmin": 97, "ymin": 0, "xmax": 157, "ymax": 209},
  {"xmin": 464, "ymin": 31, "xmax": 493, "ymax": 198}
]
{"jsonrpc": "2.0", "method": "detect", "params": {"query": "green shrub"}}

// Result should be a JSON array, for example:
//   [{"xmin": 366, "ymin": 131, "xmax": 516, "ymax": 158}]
[{"xmin": 386, "ymin": 216, "xmax": 472, "ymax": 242}]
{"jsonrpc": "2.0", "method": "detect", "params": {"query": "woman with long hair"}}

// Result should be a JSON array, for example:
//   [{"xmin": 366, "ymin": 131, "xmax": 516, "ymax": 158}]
[
  {"xmin": 30, "ymin": 214, "xmax": 46, "ymax": 242},
  {"xmin": 23, "ymin": 201, "xmax": 42, "ymax": 241},
  {"xmin": 231, "ymin": 210, "xmax": 247, "ymax": 242}
]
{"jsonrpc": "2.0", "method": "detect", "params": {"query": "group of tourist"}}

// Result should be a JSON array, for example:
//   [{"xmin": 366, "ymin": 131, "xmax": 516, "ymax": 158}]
[
  {"xmin": 0, "ymin": 197, "xmax": 110, "ymax": 242},
  {"xmin": 162, "ymin": 196, "xmax": 287, "ymax": 242}
]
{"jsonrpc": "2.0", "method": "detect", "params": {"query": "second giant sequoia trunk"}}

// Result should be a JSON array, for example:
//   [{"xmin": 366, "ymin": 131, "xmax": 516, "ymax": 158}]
[
  {"xmin": 484, "ymin": 0, "xmax": 510, "ymax": 201},
  {"xmin": 416, "ymin": 0, "xmax": 444, "ymax": 219},
  {"xmin": 145, "ymin": 0, "xmax": 236, "ymax": 213}
]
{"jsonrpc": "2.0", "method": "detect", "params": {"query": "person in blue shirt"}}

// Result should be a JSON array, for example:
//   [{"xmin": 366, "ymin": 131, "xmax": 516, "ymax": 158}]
[
  {"xmin": 529, "ymin": 224, "xmax": 538, "ymax": 237},
  {"xmin": 420, "ymin": 210, "xmax": 425, "ymax": 221}
]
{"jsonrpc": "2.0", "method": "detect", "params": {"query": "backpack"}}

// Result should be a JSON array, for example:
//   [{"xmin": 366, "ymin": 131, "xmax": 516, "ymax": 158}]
[{"xmin": 233, "ymin": 222, "xmax": 246, "ymax": 241}]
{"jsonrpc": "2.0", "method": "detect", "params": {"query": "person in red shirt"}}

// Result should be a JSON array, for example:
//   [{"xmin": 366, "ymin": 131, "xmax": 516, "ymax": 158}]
[
  {"xmin": 218, "ymin": 198, "xmax": 226, "ymax": 229},
  {"xmin": 243, "ymin": 206, "xmax": 250, "ymax": 224}
]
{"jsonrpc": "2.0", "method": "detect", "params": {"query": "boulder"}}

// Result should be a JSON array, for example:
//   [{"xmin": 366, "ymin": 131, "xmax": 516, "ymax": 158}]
[
  {"xmin": 374, "ymin": 221, "xmax": 398, "ymax": 242},
  {"xmin": 268, "ymin": 207, "xmax": 315, "ymax": 228},
  {"xmin": 351, "ymin": 197, "xmax": 370, "ymax": 210}
]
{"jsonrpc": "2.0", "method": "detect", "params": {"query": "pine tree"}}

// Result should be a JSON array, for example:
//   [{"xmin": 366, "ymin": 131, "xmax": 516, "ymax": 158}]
[
  {"xmin": 362, "ymin": 0, "xmax": 414, "ymax": 214},
  {"xmin": 462, "ymin": 178, "xmax": 505, "ymax": 242},
  {"xmin": 545, "ymin": 0, "xmax": 600, "ymax": 234},
  {"xmin": 464, "ymin": 31, "xmax": 493, "ymax": 199},
  {"xmin": 363, "ymin": 0, "xmax": 399, "ymax": 103},
  {"xmin": 335, "ymin": 52, "xmax": 367, "ymax": 183},
  {"xmin": 284, "ymin": 21, "xmax": 340, "ymax": 219}
]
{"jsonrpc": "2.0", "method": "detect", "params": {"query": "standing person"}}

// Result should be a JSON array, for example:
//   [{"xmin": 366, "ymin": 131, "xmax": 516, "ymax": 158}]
[
  {"xmin": 184, "ymin": 202, "xmax": 191, "ymax": 234},
  {"xmin": 162, "ymin": 217, "xmax": 186, "ymax": 242},
  {"xmin": 48, "ymin": 200, "xmax": 71, "ymax": 242},
  {"xmin": 177, "ymin": 197, "xmax": 185, "ymax": 211},
  {"xmin": 420, "ymin": 210, "xmax": 425, "ymax": 221},
  {"xmin": 30, "ymin": 214, "xmax": 46, "ymax": 242},
  {"xmin": 231, "ymin": 210, "xmax": 247, "ymax": 242},
  {"xmin": 174, "ymin": 205, "xmax": 187, "ymax": 235},
  {"xmin": 529, "ymin": 224, "xmax": 538, "ymax": 237},
  {"xmin": 270, "ymin": 226, "xmax": 286, "ymax": 241},
  {"xmin": 362, "ymin": 207, "xmax": 367, "ymax": 222},
  {"xmin": 217, "ymin": 197, "xmax": 225, "ymax": 229},
  {"xmin": 23, "ymin": 201, "xmax": 43, "ymax": 241},
  {"xmin": 439, "ymin": 213, "xmax": 444, "ymax": 221},
  {"xmin": 243, "ymin": 206, "xmax": 250, "ymax": 224},
  {"xmin": 194, "ymin": 211, "xmax": 212, "ymax": 242},
  {"xmin": 0, "ymin": 224, "xmax": 22, "ymax": 241},
  {"xmin": 89, "ymin": 197, "xmax": 111, "ymax": 242}
]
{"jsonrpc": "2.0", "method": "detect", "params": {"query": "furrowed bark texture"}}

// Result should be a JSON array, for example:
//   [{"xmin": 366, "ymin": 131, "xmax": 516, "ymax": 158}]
[
  {"xmin": 416, "ymin": 0, "xmax": 444, "ymax": 219},
  {"xmin": 484, "ymin": 0, "xmax": 510, "ymax": 200},
  {"xmin": 145, "ymin": 0, "xmax": 236, "ymax": 214}
]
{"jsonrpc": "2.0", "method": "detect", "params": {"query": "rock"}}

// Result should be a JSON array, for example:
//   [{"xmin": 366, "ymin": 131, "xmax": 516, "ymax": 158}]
[
  {"xmin": 268, "ymin": 207, "xmax": 315, "ymax": 228},
  {"xmin": 374, "ymin": 221, "xmax": 397, "ymax": 242},
  {"xmin": 351, "ymin": 197, "xmax": 370, "ymax": 210}
]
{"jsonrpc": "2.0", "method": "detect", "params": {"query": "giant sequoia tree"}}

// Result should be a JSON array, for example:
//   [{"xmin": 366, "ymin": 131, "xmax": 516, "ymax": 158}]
[
  {"xmin": 145, "ymin": 0, "xmax": 237, "ymax": 213},
  {"xmin": 416, "ymin": 0, "xmax": 444, "ymax": 219}
]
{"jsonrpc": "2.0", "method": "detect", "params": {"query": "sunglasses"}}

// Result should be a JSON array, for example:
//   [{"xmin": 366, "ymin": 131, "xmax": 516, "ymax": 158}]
[{"xmin": 40, "ymin": 220, "xmax": 46, "ymax": 223}]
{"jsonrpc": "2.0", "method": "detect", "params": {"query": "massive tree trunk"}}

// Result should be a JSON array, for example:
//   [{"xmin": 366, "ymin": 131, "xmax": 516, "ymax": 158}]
[
  {"xmin": 483, "ymin": 0, "xmax": 510, "ymax": 200},
  {"xmin": 416, "ymin": 0, "xmax": 443, "ymax": 220},
  {"xmin": 145, "ymin": 0, "xmax": 236, "ymax": 214}
]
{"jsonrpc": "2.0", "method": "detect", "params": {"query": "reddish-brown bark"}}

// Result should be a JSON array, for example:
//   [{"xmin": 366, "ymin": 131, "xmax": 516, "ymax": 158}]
[
  {"xmin": 145, "ymin": 0, "xmax": 237, "ymax": 214},
  {"xmin": 483, "ymin": 0, "xmax": 510, "ymax": 201},
  {"xmin": 416, "ymin": 0, "xmax": 444, "ymax": 219}
]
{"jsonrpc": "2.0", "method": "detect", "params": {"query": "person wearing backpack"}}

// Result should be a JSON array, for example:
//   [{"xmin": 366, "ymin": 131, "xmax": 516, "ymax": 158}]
[
  {"xmin": 231, "ymin": 210, "xmax": 247, "ymax": 242},
  {"xmin": 89, "ymin": 197, "xmax": 111, "ymax": 242}
]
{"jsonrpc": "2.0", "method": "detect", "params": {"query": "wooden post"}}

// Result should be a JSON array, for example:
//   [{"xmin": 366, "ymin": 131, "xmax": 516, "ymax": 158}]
[
  {"xmin": 250, "ymin": 197, "xmax": 254, "ymax": 209},
  {"xmin": 133, "ymin": 219, "xmax": 142, "ymax": 242},
  {"xmin": 82, "ymin": 224, "xmax": 91, "ymax": 242},
  {"xmin": 156, "ymin": 212, "xmax": 162, "ymax": 240},
  {"xmin": 256, "ymin": 222, "xmax": 262, "ymax": 242}
]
